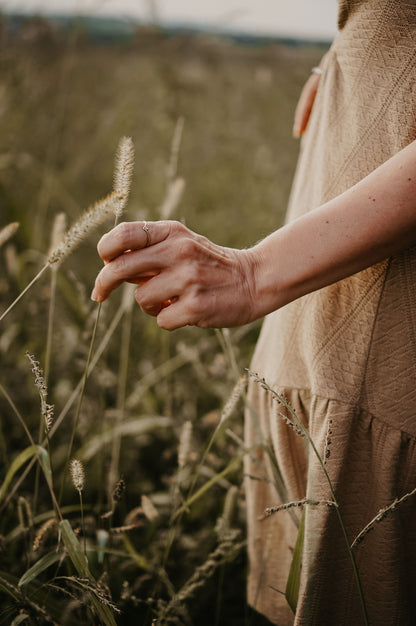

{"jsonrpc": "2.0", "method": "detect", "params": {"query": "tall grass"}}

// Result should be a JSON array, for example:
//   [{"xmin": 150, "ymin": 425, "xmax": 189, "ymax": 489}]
[{"xmin": 0, "ymin": 18, "xmax": 341, "ymax": 625}]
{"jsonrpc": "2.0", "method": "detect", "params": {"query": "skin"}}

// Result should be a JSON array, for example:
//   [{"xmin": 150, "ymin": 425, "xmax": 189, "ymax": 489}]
[{"xmin": 92, "ymin": 73, "xmax": 416, "ymax": 331}]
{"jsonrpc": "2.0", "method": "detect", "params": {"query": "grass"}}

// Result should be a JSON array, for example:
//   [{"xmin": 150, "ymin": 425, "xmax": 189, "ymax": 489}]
[{"xmin": 0, "ymin": 15, "xmax": 329, "ymax": 625}]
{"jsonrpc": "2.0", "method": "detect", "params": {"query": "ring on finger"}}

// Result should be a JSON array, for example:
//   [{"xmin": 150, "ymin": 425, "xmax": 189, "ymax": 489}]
[{"xmin": 143, "ymin": 222, "xmax": 151, "ymax": 247}]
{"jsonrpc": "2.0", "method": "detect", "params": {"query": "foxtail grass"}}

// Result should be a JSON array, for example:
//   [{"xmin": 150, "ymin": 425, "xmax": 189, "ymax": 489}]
[
  {"xmin": 0, "ymin": 222, "xmax": 19, "ymax": 248},
  {"xmin": 70, "ymin": 459, "xmax": 86, "ymax": 556}
]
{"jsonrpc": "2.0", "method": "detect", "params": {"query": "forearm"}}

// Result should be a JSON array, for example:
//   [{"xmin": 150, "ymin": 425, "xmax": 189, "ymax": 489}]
[{"xmin": 249, "ymin": 139, "xmax": 416, "ymax": 318}]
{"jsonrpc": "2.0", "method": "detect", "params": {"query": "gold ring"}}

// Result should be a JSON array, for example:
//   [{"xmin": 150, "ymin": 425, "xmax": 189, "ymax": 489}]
[{"xmin": 143, "ymin": 223, "xmax": 151, "ymax": 247}]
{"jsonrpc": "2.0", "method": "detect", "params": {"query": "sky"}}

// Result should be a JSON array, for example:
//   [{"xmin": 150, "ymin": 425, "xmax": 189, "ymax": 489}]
[{"xmin": 1, "ymin": 0, "xmax": 339, "ymax": 40}]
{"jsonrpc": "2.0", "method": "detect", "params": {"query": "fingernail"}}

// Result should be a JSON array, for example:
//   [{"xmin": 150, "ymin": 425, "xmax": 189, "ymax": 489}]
[
  {"xmin": 293, "ymin": 126, "xmax": 301, "ymax": 139},
  {"xmin": 91, "ymin": 288, "xmax": 101, "ymax": 302}
]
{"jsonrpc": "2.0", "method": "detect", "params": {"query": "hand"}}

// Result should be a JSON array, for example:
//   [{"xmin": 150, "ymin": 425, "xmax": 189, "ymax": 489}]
[
  {"xmin": 293, "ymin": 69, "xmax": 322, "ymax": 138},
  {"xmin": 91, "ymin": 220, "xmax": 258, "ymax": 330}
]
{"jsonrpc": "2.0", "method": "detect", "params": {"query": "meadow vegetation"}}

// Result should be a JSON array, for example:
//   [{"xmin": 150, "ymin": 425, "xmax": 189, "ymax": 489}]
[{"xmin": 0, "ymin": 16, "xmax": 327, "ymax": 624}]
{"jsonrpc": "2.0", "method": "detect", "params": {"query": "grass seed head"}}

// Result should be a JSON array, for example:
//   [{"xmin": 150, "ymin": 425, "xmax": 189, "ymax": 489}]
[
  {"xmin": 178, "ymin": 420, "xmax": 193, "ymax": 469},
  {"xmin": 70, "ymin": 459, "xmax": 85, "ymax": 492},
  {"xmin": 33, "ymin": 518, "xmax": 58, "ymax": 551},
  {"xmin": 219, "ymin": 374, "xmax": 247, "ymax": 427},
  {"xmin": 0, "ymin": 222, "xmax": 19, "ymax": 248},
  {"xmin": 112, "ymin": 478, "xmax": 126, "ymax": 502},
  {"xmin": 49, "ymin": 212, "xmax": 67, "ymax": 256},
  {"xmin": 113, "ymin": 136, "xmax": 135, "ymax": 217},
  {"xmin": 48, "ymin": 191, "xmax": 121, "ymax": 266},
  {"xmin": 26, "ymin": 351, "xmax": 54, "ymax": 432}
]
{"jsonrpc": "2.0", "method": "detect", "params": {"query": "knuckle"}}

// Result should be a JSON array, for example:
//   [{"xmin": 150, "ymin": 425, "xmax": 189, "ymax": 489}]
[
  {"xmin": 112, "ymin": 250, "xmax": 135, "ymax": 277},
  {"xmin": 113, "ymin": 221, "xmax": 133, "ymax": 247},
  {"xmin": 182, "ymin": 263, "xmax": 201, "ymax": 287},
  {"xmin": 169, "ymin": 220, "xmax": 188, "ymax": 235},
  {"xmin": 178, "ymin": 237, "xmax": 198, "ymax": 260},
  {"xmin": 186, "ymin": 293, "xmax": 203, "ymax": 319}
]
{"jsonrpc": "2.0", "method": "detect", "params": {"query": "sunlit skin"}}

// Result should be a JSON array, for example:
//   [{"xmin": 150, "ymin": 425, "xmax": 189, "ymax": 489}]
[{"xmin": 92, "ymin": 75, "xmax": 416, "ymax": 331}]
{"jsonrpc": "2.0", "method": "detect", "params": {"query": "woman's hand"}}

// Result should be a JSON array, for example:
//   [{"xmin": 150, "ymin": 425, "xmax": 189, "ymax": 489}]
[{"xmin": 91, "ymin": 220, "xmax": 258, "ymax": 330}]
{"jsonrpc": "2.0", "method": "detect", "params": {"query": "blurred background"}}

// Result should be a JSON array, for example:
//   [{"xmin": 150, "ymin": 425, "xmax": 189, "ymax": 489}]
[{"xmin": 0, "ymin": 2, "xmax": 334, "ymax": 624}]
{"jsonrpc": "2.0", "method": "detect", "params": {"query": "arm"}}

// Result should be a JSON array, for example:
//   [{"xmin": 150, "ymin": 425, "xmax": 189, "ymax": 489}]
[
  {"xmin": 91, "ymin": 139, "xmax": 416, "ymax": 330},
  {"xmin": 250, "ymin": 138, "xmax": 416, "ymax": 318}
]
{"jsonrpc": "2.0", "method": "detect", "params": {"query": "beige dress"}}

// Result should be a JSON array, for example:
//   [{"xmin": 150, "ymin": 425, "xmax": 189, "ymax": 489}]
[{"xmin": 245, "ymin": 1, "xmax": 416, "ymax": 624}]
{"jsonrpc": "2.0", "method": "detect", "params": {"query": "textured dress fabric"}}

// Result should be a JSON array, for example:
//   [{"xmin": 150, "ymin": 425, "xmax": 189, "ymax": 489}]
[{"xmin": 245, "ymin": 1, "xmax": 416, "ymax": 624}]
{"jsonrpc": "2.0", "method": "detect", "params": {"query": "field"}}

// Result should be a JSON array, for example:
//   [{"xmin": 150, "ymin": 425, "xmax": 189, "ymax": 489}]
[{"xmin": 0, "ymin": 16, "xmax": 327, "ymax": 625}]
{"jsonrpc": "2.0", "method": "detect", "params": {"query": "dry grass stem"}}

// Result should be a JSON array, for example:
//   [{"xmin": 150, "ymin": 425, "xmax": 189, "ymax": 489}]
[
  {"xmin": 0, "ymin": 222, "xmax": 19, "ymax": 248},
  {"xmin": 260, "ymin": 497, "xmax": 337, "ymax": 520},
  {"xmin": 159, "ymin": 529, "xmax": 244, "ymax": 620},
  {"xmin": 219, "ymin": 374, "xmax": 247, "ymax": 427},
  {"xmin": 18, "ymin": 496, "xmax": 34, "ymax": 531},
  {"xmin": 248, "ymin": 372, "xmax": 305, "ymax": 437},
  {"xmin": 323, "ymin": 418, "xmax": 333, "ymax": 464},
  {"xmin": 125, "ymin": 506, "xmax": 143, "ymax": 526},
  {"xmin": 166, "ymin": 116, "xmax": 185, "ymax": 184},
  {"xmin": 159, "ymin": 177, "xmax": 186, "ymax": 220},
  {"xmin": 351, "ymin": 486, "xmax": 416, "ymax": 548},
  {"xmin": 113, "ymin": 136, "xmax": 135, "ymax": 218},
  {"xmin": 48, "ymin": 190, "xmax": 121, "ymax": 265},
  {"xmin": 26, "ymin": 352, "xmax": 54, "ymax": 433}
]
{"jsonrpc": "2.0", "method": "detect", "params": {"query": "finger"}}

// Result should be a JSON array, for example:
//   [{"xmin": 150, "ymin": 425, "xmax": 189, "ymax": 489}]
[
  {"xmin": 97, "ymin": 220, "xmax": 172, "ymax": 263},
  {"xmin": 293, "ymin": 73, "xmax": 320, "ymax": 138},
  {"xmin": 91, "ymin": 249, "xmax": 160, "ymax": 302},
  {"xmin": 156, "ymin": 301, "xmax": 195, "ymax": 331},
  {"xmin": 134, "ymin": 287, "xmax": 177, "ymax": 317},
  {"xmin": 156, "ymin": 292, "xmax": 211, "ymax": 331},
  {"xmin": 134, "ymin": 273, "xmax": 179, "ymax": 316}
]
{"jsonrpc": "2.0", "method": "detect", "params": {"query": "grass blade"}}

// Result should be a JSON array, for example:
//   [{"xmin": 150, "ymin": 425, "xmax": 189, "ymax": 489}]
[
  {"xmin": 0, "ymin": 445, "xmax": 50, "ymax": 504},
  {"xmin": 172, "ymin": 451, "xmax": 246, "ymax": 521},
  {"xmin": 59, "ymin": 520, "xmax": 117, "ymax": 626},
  {"xmin": 18, "ymin": 551, "xmax": 64, "ymax": 587},
  {"xmin": 285, "ymin": 508, "xmax": 305, "ymax": 614}
]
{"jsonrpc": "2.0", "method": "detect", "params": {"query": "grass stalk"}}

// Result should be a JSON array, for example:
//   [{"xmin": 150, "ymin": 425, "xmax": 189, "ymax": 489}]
[
  {"xmin": 0, "ymin": 383, "xmax": 35, "ymax": 446},
  {"xmin": 0, "ymin": 305, "xmax": 126, "ymax": 515},
  {"xmin": 34, "ymin": 268, "xmax": 58, "ymax": 512},
  {"xmin": 0, "ymin": 264, "xmax": 48, "ymax": 323},
  {"xmin": 249, "ymin": 372, "xmax": 369, "ymax": 625},
  {"xmin": 58, "ymin": 302, "xmax": 101, "ymax": 504},
  {"xmin": 107, "ymin": 288, "xmax": 134, "ymax": 505}
]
